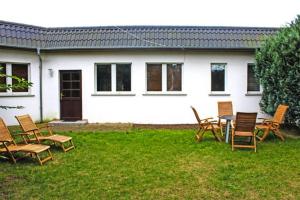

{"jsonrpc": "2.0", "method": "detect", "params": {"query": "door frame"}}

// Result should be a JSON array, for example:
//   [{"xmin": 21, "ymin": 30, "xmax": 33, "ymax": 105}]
[{"xmin": 59, "ymin": 70, "xmax": 82, "ymax": 121}]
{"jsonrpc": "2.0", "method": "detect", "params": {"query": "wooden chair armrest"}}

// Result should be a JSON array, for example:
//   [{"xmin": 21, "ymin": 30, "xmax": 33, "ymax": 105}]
[
  {"xmin": 258, "ymin": 118, "xmax": 273, "ymax": 123},
  {"xmin": 11, "ymin": 132, "xmax": 32, "ymax": 144},
  {"xmin": 0, "ymin": 139, "xmax": 13, "ymax": 143},
  {"xmin": 38, "ymin": 124, "xmax": 54, "ymax": 136},
  {"xmin": 12, "ymin": 132, "xmax": 31, "ymax": 136},
  {"xmin": 39, "ymin": 125, "xmax": 50, "ymax": 130},
  {"xmin": 263, "ymin": 119, "xmax": 273, "ymax": 122},
  {"xmin": 201, "ymin": 117, "xmax": 213, "ymax": 121}
]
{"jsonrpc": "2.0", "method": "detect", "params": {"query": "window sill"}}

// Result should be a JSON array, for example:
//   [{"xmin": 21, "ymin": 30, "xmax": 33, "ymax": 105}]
[
  {"xmin": 208, "ymin": 93, "xmax": 231, "ymax": 96},
  {"xmin": 91, "ymin": 92, "xmax": 136, "ymax": 96},
  {"xmin": 143, "ymin": 92, "xmax": 187, "ymax": 96},
  {"xmin": 245, "ymin": 93, "xmax": 262, "ymax": 96},
  {"xmin": 0, "ymin": 94, "xmax": 35, "ymax": 97}
]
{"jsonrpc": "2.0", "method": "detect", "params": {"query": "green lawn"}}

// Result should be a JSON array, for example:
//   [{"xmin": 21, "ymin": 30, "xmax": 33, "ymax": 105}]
[{"xmin": 1, "ymin": 129, "xmax": 300, "ymax": 200}]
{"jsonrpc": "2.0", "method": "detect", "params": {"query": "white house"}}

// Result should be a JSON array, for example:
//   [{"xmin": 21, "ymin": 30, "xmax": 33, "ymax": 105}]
[{"xmin": 0, "ymin": 21, "xmax": 278, "ymax": 125}]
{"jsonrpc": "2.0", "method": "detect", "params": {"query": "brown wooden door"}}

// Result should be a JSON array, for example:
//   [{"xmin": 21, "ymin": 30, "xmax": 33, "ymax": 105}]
[{"xmin": 60, "ymin": 70, "xmax": 82, "ymax": 121}]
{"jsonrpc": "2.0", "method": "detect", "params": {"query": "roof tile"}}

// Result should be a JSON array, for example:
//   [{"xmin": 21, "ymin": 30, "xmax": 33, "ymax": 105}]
[{"xmin": 0, "ymin": 20, "xmax": 278, "ymax": 50}]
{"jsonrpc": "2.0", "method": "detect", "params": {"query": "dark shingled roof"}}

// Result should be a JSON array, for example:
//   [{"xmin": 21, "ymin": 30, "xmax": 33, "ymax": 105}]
[{"xmin": 0, "ymin": 20, "xmax": 278, "ymax": 50}]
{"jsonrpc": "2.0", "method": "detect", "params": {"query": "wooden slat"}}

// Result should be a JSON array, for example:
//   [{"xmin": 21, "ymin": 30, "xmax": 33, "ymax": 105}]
[
  {"xmin": 273, "ymin": 105, "xmax": 289, "ymax": 124},
  {"xmin": 16, "ymin": 114, "xmax": 75, "ymax": 152},
  {"xmin": 218, "ymin": 101, "xmax": 233, "ymax": 116},
  {"xmin": 15, "ymin": 114, "xmax": 39, "ymax": 132},
  {"xmin": 0, "ymin": 118, "xmax": 15, "ymax": 143}
]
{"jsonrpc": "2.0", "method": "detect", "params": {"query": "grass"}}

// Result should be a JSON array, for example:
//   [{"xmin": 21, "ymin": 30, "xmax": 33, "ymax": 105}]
[{"xmin": 1, "ymin": 129, "xmax": 300, "ymax": 200}]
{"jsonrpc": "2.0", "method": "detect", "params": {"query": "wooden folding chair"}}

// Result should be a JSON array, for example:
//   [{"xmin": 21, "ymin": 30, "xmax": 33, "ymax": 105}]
[
  {"xmin": 231, "ymin": 112, "xmax": 257, "ymax": 152},
  {"xmin": 191, "ymin": 106, "xmax": 222, "ymax": 142},
  {"xmin": 15, "ymin": 115, "xmax": 75, "ymax": 152},
  {"xmin": 256, "ymin": 104, "xmax": 289, "ymax": 141},
  {"xmin": 0, "ymin": 118, "xmax": 53, "ymax": 165},
  {"xmin": 217, "ymin": 101, "xmax": 233, "ymax": 135}
]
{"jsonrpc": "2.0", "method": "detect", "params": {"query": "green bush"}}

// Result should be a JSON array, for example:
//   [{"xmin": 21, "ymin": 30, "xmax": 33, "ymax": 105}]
[{"xmin": 255, "ymin": 15, "xmax": 300, "ymax": 127}]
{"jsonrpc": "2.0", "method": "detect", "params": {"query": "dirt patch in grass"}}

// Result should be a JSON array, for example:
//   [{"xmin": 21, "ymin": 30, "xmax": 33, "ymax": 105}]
[
  {"xmin": 0, "ymin": 175, "xmax": 24, "ymax": 200},
  {"xmin": 9, "ymin": 122, "xmax": 299, "ymax": 140},
  {"xmin": 281, "ymin": 126, "xmax": 300, "ymax": 138},
  {"xmin": 9, "ymin": 123, "xmax": 197, "ymax": 133},
  {"xmin": 133, "ymin": 124, "xmax": 198, "ymax": 130},
  {"xmin": 9, "ymin": 123, "xmax": 133, "ymax": 133}
]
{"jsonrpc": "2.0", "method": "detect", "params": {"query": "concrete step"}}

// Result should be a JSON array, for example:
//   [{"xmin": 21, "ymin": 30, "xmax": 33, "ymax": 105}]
[{"xmin": 49, "ymin": 119, "xmax": 88, "ymax": 126}]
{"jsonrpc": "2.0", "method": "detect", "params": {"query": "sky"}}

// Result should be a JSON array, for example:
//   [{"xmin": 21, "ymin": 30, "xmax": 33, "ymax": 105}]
[{"xmin": 0, "ymin": 0, "xmax": 299, "ymax": 28}]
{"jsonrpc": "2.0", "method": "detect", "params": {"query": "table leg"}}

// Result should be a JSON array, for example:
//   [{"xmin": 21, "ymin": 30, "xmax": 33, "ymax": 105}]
[{"xmin": 225, "ymin": 119, "xmax": 230, "ymax": 143}]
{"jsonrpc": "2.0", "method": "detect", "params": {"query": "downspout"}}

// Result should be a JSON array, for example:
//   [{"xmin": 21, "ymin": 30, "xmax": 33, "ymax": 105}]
[{"xmin": 37, "ymin": 48, "xmax": 43, "ymax": 122}]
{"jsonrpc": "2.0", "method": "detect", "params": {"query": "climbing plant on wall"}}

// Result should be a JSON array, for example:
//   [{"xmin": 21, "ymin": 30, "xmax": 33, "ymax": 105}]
[{"xmin": 0, "ymin": 66, "xmax": 32, "ymax": 109}]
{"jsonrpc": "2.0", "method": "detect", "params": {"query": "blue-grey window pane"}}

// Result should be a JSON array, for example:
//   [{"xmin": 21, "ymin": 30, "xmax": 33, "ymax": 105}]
[
  {"xmin": 211, "ymin": 64, "xmax": 225, "ymax": 91},
  {"xmin": 116, "ymin": 64, "xmax": 131, "ymax": 91},
  {"xmin": 247, "ymin": 64, "xmax": 260, "ymax": 91},
  {"xmin": 97, "ymin": 64, "xmax": 111, "ymax": 91}
]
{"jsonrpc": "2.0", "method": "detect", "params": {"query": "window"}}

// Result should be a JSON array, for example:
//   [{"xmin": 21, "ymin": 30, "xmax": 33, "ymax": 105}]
[
  {"xmin": 167, "ymin": 64, "xmax": 182, "ymax": 91},
  {"xmin": 147, "ymin": 64, "xmax": 162, "ymax": 91},
  {"xmin": 211, "ymin": 63, "xmax": 226, "ymax": 92},
  {"xmin": 247, "ymin": 64, "xmax": 260, "ymax": 92},
  {"xmin": 0, "ymin": 63, "xmax": 29, "ymax": 93},
  {"xmin": 146, "ymin": 63, "xmax": 182, "ymax": 92},
  {"xmin": 97, "ymin": 64, "xmax": 111, "ymax": 91},
  {"xmin": 0, "ymin": 63, "xmax": 6, "ymax": 92},
  {"xmin": 12, "ymin": 64, "xmax": 28, "ymax": 92},
  {"xmin": 116, "ymin": 64, "xmax": 131, "ymax": 91},
  {"xmin": 95, "ymin": 63, "xmax": 131, "ymax": 92}
]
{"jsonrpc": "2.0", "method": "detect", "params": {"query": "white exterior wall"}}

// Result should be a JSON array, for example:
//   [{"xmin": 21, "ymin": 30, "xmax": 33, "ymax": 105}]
[
  {"xmin": 1, "ymin": 48, "xmax": 266, "ymax": 125},
  {"xmin": 0, "ymin": 48, "xmax": 40, "ymax": 125},
  {"xmin": 42, "ymin": 50, "xmax": 265, "ymax": 124}
]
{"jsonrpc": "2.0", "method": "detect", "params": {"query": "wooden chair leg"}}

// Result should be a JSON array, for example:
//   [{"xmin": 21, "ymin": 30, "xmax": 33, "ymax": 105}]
[
  {"xmin": 220, "ymin": 126, "xmax": 224, "ymax": 136},
  {"xmin": 212, "ymin": 129, "xmax": 222, "ymax": 142},
  {"xmin": 62, "ymin": 140, "xmax": 75, "ymax": 152},
  {"xmin": 231, "ymin": 133, "xmax": 234, "ymax": 151},
  {"xmin": 8, "ymin": 152, "xmax": 17, "ymax": 164},
  {"xmin": 70, "ymin": 140, "xmax": 75, "ymax": 149},
  {"xmin": 36, "ymin": 153, "xmax": 43, "ymax": 166},
  {"xmin": 258, "ymin": 128, "xmax": 270, "ymax": 142},
  {"xmin": 196, "ymin": 127, "xmax": 207, "ymax": 142},
  {"xmin": 60, "ymin": 143, "xmax": 66, "ymax": 152},
  {"xmin": 195, "ymin": 128, "xmax": 202, "ymax": 141},
  {"xmin": 48, "ymin": 149, "xmax": 54, "ymax": 160},
  {"xmin": 253, "ymin": 135, "xmax": 257, "ymax": 152},
  {"xmin": 274, "ymin": 129, "xmax": 285, "ymax": 141},
  {"xmin": 197, "ymin": 131, "xmax": 205, "ymax": 142}
]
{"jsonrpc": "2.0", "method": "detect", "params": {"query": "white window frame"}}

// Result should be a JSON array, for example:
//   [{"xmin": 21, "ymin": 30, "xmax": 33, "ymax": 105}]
[
  {"xmin": 210, "ymin": 63, "xmax": 228, "ymax": 95},
  {"xmin": 143, "ymin": 63, "xmax": 186, "ymax": 96},
  {"xmin": 93, "ymin": 63, "xmax": 134, "ymax": 96},
  {"xmin": 246, "ymin": 63, "xmax": 262, "ymax": 95},
  {"xmin": 0, "ymin": 62, "xmax": 31, "ymax": 96}
]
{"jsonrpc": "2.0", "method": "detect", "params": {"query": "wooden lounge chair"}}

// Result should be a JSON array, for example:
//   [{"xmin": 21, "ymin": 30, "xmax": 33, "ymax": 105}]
[
  {"xmin": 256, "ymin": 104, "xmax": 289, "ymax": 141},
  {"xmin": 217, "ymin": 101, "xmax": 233, "ymax": 135},
  {"xmin": 231, "ymin": 112, "xmax": 257, "ymax": 152},
  {"xmin": 191, "ymin": 106, "xmax": 222, "ymax": 142},
  {"xmin": 15, "ymin": 115, "xmax": 75, "ymax": 152},
  {"xmin": 0, "ymin": 118, "xmax": 53, "ymax": 165}
]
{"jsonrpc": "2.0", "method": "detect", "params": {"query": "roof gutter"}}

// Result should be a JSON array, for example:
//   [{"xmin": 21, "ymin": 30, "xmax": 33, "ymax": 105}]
[{"xmin": 36, "ymin": 48, "xmax": 43, "ymax": 122}]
